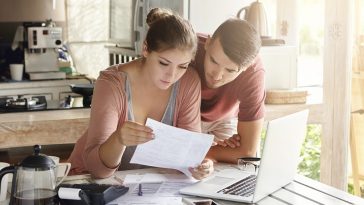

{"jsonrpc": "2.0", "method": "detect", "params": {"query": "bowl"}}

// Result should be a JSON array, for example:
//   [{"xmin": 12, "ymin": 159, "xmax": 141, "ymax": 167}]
[{"xmin": 69, "ymin": 84, "xmax": 94, "ymax": 97}]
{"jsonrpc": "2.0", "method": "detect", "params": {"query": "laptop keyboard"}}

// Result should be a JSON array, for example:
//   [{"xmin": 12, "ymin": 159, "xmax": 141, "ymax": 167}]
[{"xmin": 217, "ymin": 175, "xmax": 257, "ymax": 197}]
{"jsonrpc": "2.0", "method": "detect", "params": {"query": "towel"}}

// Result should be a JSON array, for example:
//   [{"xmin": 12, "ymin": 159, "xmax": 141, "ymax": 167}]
[{"xmin": 11, "ymin": 26, "xmax": 24, "ymax": 51}]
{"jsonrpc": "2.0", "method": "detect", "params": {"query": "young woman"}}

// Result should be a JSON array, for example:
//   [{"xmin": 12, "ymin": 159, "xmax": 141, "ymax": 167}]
[{"xmin": 68, "ymin": 8, "xmax": 213, "ymax": 180}]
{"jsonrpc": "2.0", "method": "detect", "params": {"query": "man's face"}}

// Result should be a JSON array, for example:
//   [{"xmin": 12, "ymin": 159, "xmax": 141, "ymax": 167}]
[{"xmin": 203, "ymin": 37, "xmax": 244, "ymax": 89}]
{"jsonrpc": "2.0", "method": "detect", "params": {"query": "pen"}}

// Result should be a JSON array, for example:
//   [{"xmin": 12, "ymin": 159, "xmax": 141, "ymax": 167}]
[
  {"xmin": 138, "ymin": 183, "xmax": 143, "ymax": 196},
  {"xmin": 113, "ymin": 175, "xmax": 123, "ymax": 185}
]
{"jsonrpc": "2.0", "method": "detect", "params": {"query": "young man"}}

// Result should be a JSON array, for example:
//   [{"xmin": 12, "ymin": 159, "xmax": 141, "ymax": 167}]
[{"xmin": 193, "ymin": 18, "xmax": 265, "ymax": 164}]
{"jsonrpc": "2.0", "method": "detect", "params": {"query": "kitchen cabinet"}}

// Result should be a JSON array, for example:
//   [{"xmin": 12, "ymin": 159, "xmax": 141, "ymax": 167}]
[
  {"xmin": 0, "ymin": 78, "xmax": 91, "ymax": 100},
  {"xmin": 260, "ymin": 45, "xmax": 297, "ymax": 90}
]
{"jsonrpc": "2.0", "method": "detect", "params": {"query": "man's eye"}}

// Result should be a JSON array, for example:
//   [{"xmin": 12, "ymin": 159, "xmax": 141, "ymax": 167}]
[
  {"xmin": 210, "ymin": 57, "xmax": 217, "ymax": 65},
  {"xmin": 159, "ymin": 61, "xmax": 168, "ymax": 66}
]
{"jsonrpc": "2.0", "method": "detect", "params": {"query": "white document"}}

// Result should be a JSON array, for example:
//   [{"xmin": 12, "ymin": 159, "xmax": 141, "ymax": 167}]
[
  {"xmin": 107, "ymin": 175, "xmax": 189, "ymax": 205},
  {"xmin": 106, "ymin": 196, "xmax": 182, "ymax": 205},
  {"xmin": 122, "ymin": 173, "xmax": 196, "ymax": 197},
  {"xmin": 123, "ymin": 173, "xmax": 196, "ymax": 185},
  {"xmin": 130, "ymin": 118, "xmax": 214, "ymax": 176}
]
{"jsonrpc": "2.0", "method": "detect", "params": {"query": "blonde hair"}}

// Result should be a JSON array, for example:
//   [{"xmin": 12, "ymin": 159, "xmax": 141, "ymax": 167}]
[{"xmin": 145, "ymin": 8, "xmax": 197, "ymax": 56}]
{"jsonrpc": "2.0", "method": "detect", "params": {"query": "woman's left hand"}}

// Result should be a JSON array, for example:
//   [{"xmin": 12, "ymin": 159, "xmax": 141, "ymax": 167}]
[{"xmin": 189, "ymin": 159, "xmax": 214, "ymax": 180}]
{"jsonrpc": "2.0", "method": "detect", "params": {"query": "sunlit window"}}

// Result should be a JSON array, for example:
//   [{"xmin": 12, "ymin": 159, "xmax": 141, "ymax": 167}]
[{"xmin": 297, "ymin": 0, "xmax": 324, "ymax": 87}]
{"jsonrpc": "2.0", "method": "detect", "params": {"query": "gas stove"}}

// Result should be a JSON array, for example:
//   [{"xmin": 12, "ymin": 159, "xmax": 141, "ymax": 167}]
[
  {"xmin": 0, "ymin": 96, "xmax": 47, "ymax": 112},
  {"xmin": 0, "ymin": 95, "xmax": 89, "ymax": 113}
]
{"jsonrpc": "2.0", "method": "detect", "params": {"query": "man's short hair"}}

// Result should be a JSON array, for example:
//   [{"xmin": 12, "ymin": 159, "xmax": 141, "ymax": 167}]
[{"xmin": 211, "ymin": 18, "xmax": 261, "ymax": 69}]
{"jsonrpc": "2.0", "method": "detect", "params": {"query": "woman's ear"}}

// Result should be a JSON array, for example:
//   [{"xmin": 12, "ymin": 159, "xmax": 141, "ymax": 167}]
[{"xmin": 142, "ymin": 41, "xmax": 149, "ymax": 58}]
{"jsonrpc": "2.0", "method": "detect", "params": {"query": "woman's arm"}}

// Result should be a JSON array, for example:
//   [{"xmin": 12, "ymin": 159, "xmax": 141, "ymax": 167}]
[{"xmin": 82, "ymin": 75, "xmax": 126, "ymax": 178}]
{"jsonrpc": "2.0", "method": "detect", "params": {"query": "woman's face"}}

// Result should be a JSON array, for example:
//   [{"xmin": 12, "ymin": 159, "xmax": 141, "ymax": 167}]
[{"xmin": 143, "ymin": 48, "xmax": 193, "ymax": 90}]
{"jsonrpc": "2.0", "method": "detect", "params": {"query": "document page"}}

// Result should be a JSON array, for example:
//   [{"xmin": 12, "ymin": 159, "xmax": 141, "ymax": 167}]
[
  {"xmin": 130, "ymin": 118, "xmax": 214, "ymax": 176},
  {"xmin": 107, "ymin": 173, "xmax": 193, "ymax": 204}
]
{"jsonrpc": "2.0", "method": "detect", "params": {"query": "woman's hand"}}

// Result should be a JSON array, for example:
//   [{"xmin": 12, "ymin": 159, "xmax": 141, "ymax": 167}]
[
  {"xmin": 116, "ymin": 121, "xmax": 154, "ymax": 146},
  {"xmin": 213, "ymin": 134, "xmax": 241, "ymax": 148},
  {"xmin": 189, "ymin": 159, "xmax": 214, "ymax": 180}
]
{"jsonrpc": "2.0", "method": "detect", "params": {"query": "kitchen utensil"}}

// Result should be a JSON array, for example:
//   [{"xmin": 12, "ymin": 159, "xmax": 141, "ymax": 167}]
[
  {"xmin": 0, "ymin": 145, "xmax": 67, "ymax": 205},
  {"xmin": 5, "ymin": 96, "xmax": 47, "ymax": 111},
  {"xmin": 237, "ymin": 0, "xmax": 270, "ymax": 38},
  {"xmin": 69, "ymin": 84, "xmax": 94, "ymax": 107},
  {"xmin": 0, "ymin": 162, "xmax": 9, "ymax": 202}
]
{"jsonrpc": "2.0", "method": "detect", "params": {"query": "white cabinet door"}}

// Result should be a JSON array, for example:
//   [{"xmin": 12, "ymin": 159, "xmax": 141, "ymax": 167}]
[{"xmin": 260, "ymin": 46, "xmax": 297, "ymax": 90}]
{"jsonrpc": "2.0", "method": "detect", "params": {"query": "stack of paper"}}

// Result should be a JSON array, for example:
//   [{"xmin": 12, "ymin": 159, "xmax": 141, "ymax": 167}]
[{"xmin": 131, "ymin": 118, "xmax": 214, "ymax": 176}]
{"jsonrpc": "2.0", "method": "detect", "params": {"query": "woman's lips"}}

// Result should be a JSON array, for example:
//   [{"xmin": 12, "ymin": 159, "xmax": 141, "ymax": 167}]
[{"xmin": 160, "ymin": 80, "xmax": 171, "ymax": 85}]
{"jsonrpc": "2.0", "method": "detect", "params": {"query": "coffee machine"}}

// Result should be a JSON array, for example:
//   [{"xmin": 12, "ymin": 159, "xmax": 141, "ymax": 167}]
[{"xmin": 24, "ymin": 25, "xmax": 66, "ymax": 80}]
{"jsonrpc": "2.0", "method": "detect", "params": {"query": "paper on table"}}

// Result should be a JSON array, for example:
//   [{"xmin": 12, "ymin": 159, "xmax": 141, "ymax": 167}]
[
  {"xmin": 106, "ymin": 180, "xmax": 186, "ymax": 204},
  {"xmin": 122, "ymin": 173, "xmax": 195, "ymax": 198},
  {"xmin": 123, "ymin": 173, "xmax": 196, "ymax": 185},
  {"xmin": 130, "ymin": 118, "xmax": 214, "ymax": 176},
  {"xmin": 107, "ymin": 196, "xmax": 182, "ymax": 205}
]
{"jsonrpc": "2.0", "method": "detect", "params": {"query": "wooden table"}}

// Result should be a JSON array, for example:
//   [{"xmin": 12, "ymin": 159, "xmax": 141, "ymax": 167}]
[
  {"xmin": 1, "ymin": 164, "xmax": 363, "ymax": 205},
  {"xmin": 52, "ymin": 164, "xmax": 364, "ymax": 205}
]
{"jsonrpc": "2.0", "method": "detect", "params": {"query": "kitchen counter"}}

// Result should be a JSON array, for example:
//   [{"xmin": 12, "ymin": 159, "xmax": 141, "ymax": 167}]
[
  {"xmin": 0, "ymin": 108, "xmax": 90, "ymax": 149},
  {"xmin": 0, "ymin": 98, "xmax": 322, "ymax": 149},
  {"xmin": 0, "ymin": 78, "xmax": 92, "ymax": 89}
]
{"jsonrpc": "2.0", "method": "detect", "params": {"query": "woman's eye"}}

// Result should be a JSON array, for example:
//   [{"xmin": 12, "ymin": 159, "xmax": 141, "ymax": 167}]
[
  {"xmin": 179, "ymin": 66, "xmax": 188, "ymax": 69},
  {"xmin": 159, "ymin": 61, "xmax": 168, "ymax": 66}
]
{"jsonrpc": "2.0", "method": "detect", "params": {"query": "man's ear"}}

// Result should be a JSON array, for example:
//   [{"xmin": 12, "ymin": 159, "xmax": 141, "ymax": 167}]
[
  {"xmin": 205, "ymin": 35, "xmax": 212, "ymax": 51},
  {"xmin": 142, "ymin": 41, "xmax": 148, "ymax": 58}
]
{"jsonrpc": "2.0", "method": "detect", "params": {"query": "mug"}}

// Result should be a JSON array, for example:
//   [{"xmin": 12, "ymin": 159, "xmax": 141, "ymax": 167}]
[
  {"xmin": 0, "ymin": 162, "xmax": 10, "ymax": 202},
  {"xmin": 48, "ymin": 156, "xmax": 71, "ymax": 185},
  {"xmin": 9, "ymin": 64, "xmax": 24, "ymax": 81}
]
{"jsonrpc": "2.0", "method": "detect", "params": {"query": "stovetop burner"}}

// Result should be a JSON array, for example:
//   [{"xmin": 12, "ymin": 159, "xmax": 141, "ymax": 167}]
[{"xmin": 0, "ymin": 96, "xmax": 47, "ymax": 112}]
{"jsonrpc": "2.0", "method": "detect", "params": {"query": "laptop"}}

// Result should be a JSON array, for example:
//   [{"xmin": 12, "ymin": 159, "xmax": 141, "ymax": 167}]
[{"xmin": 180, "ymin": 109, "xmax": 309, "ymax": 203}]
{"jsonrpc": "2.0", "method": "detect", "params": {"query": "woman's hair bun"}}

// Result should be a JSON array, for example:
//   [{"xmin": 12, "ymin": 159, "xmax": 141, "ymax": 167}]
[{"xmin": 146, "ymin": 8, "xmax": 174, "ymax": 26}]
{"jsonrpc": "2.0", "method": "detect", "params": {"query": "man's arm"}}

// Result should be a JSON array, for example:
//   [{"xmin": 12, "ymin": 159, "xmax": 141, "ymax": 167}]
[{"xmin": 206, "ymin": 118, "xmax": 264, "ymax": 164}]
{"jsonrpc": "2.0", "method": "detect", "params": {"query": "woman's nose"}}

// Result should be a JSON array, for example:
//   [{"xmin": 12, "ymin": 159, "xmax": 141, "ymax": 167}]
[
  {"xmin": 212, "ymin": 68, "xmax": 223, "ymax": 80},
  {"xmin": 166, "ymin": 66, "xmax": 177, "ymax": 78}
]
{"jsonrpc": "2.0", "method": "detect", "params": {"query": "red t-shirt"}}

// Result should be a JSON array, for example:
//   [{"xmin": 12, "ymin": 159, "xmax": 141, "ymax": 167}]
[{"xmin": 193, "ymin": 34, "xmax": 266, "ymax": 122}]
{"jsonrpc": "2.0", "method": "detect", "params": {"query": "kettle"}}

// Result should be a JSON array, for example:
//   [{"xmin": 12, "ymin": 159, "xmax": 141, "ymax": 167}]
[
  {"xmin": 0, "ymin": 145, "xmax": 62, "ymax": 204},
  {"xmin": 237, "ymin": 0, "xmax": 270, "ymax": 38}
]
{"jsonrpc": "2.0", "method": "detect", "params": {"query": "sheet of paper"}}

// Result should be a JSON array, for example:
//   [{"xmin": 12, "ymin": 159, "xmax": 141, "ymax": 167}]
[
  {"xmin": 130, "ymin": 118, "xmax": 214, "ymax": 176},
  {"xmin": 107, "ymin": 196, "xmax": 182, "ymax": 205},
  {"xmin": 106, "ymin": 182, "xmax": 185, "ymax": 204},
  {"xmin": 126, "ymin": 182, "xmax": 191, "ymax": 197},
  {"xmin": 123, "ymin": 173, "xmax": 196, "ymax": 185}
]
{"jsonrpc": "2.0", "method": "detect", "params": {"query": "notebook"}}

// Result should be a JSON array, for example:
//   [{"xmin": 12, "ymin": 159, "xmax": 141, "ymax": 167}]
[{"xmin": 180, "ymin": 109, "xmax": 309, "ymax": 203}]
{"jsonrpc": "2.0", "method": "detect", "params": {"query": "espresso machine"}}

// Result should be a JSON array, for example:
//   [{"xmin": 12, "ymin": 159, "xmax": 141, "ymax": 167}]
[{"xmin": 24, "ymin": 25, "xmax": 66, "ymax": 80}]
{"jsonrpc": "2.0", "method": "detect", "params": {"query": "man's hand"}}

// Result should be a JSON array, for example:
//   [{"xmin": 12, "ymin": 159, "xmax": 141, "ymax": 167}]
[{"xmin": 213, "ymin": 134, "xmax": 241, "ymax": 148}]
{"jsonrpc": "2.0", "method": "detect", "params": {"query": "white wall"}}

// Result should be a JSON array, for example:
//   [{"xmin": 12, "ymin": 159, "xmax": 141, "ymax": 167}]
[
  {"xmin": 190, "ymin": 0, "xmax": 254, "ymax": 34},
  {"xmin": 66, "ymin": 0, "xmax": 109, "ymax": 79}
]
